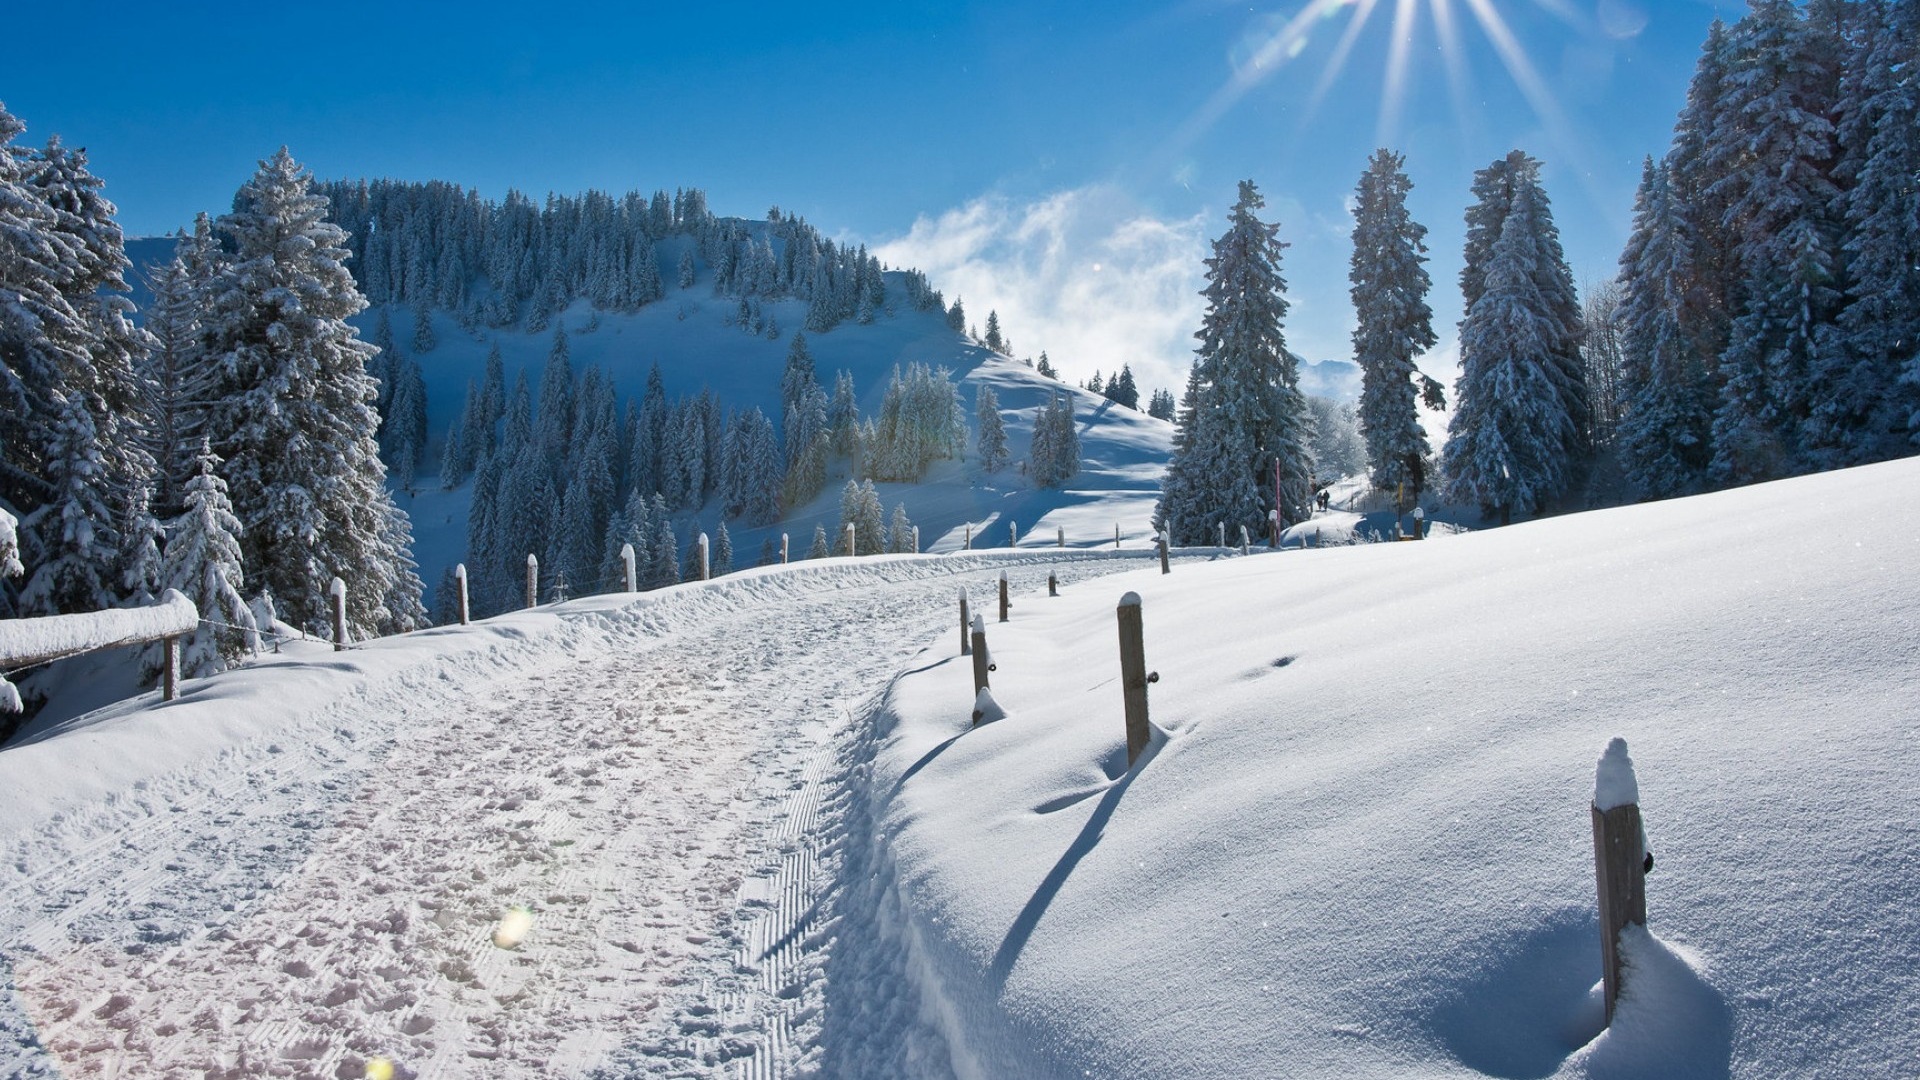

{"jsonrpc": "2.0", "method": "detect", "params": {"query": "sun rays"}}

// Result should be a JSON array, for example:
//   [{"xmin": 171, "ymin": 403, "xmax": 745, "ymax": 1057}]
[{"xmin": 1168, "ymin": 0, "xmax": 1622, "ymax": 184}]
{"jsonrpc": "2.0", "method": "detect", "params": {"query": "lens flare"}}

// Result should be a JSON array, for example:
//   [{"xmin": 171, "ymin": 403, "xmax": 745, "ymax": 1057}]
[
  {"xmin": 493, "ymin": 904, "xmax": 534, "ymax": 949},
  {"xmin": 364, "ymin": 1057, "xmax": 395, "ymax": 1080}
]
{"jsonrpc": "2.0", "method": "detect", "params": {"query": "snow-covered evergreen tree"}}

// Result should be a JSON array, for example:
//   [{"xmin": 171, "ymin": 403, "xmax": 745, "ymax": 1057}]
[
  {"xmin": 1035, "ymin": 351, "xmax": 1056, "ymax": 379},
  {"xmin": 838, "ymin": 479, "xmax": 886, "ymax": 556},
  {"xmin": 806, "ymin": 523, "xmax": 831, "ymax": 560},
  {"xmin": 1028, "ymin": 393, "xmax": 1082, "ymax": 489},
  {"xmin": 975, "ymin": 383, "xmax": 1009, "ymax": 472},
  {"xmin": 888, "ymin": 502, "xmax": 916, "ymax": 553},
  {"xmin": 984, "ymin": 310, "xmax": 1005, "ymax": 353},
  {"xmin": 536, "ymin": 325, "xmax": 575, "ymax": 470},
  {"xmin": 1106, "ymin": 364, "xmax": 1140, "ymax": 410},
  {"xmin": 1306, "ymin": 397, "xmax": 1367, "ymax": 481},
  {"xmin": 139, "ymin": 249, "xmax": 215, "ymax": 519},
  {"xmin": 1443, "ymin": 178, "xmax": 1580, "ymax": 523},
  {"xmin": 1705, "ymin": 0, "xmax": 1845, "ymax": 484},
  {"xmin": 828, "ymin": 370, "xmax": 861, "ymax": 459},
  {"xmin": 1830, "ymin": 0, "xmax": 1920, "ymax": 459},
  {"xmin": 646, "ymin": 493, "xmax": 679, "ymax": 587},
  {"xmin": 1616, "ymin": 159, "xmax": 1715, "ymax": 498},
  {"xmin": 1156, "ymin": 181, "xmax": 1313, "ymax": 542},
  {"xmin": 713, "ymin": 520, "xmax": 733, "ymax": 576},
  {"xmin": 1349, "ymin": 149, "xmax": 1442, "ymax": 509},
  {"xmin": 1147, "ymin": 388, "xmax": 1176, "ymax": 421},
  {"xmin": 161, "ymin": 440, "xmax": 258, "ymax": 676},
  {"xmin": 866, "ymin": 363, "xmax": 966, "ymax": 482},
  {"xmin": 199, "ymin": 148, "xmax": 422, "ymax": 637}
]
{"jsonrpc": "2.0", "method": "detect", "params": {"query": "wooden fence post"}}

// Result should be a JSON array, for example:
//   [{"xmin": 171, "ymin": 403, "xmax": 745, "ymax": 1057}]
[
  {"xmin": 1115, "ymin": 523, "xmax": 1121, "ymax": 549},
  {"xmin": 1116, "ymin": 592, "xmax": 1157, "ymax": 766},
  {"xmin": 526, "ymin": 554, "xmax": 538, "ymax": 609},
  {"xmin": 1592, "ymin": 737, "xmax": 1649, "ymax": 1027},
  {"xmin": 1048, "ymin": 572, "xmax": 1057, "ymax": 597},
  {"xmin": 998, "ymin": 571, "xmax": 1010, "ymax": 622},
  {"xmin": 1158, "ymin": 531, "xmax": 1170, "ymax": 575},
  {"xmin": 330, "ymin": 576, "xmax": 348, "ymax": 651},
  {"xmin": 455, "ymin": 563, "xmax": 471, "ymax": 624},
  {"xmin": 1239, "ymin": 525, "xmax": 1250, "ymax": 556},
  {"xmin": 619, "ymin": 545, "xmax": 636, "ymax": 593},
  {"xmin": 964, "ymin": 523, "xmax": 971, "ymax": 550},
  {"xmin": 1412, "ymin": 507, "xmax": 1426, "ymax": 540},
  {"xmin": 970, "ymin": 614, "xmax": 991, "ymax": 701},
  {"xmin": 1269, "ymin": 510, "xmax": 1280, "ymax": 549},
  {"xmin": 912, "ymin": 525, "xmax": 920, "ymax": 553},
  {"xmin": 959, "ymin": 588, "xmax": 971, "ymax": 655},
  {"xmin": 1009, "ymin": 520, "xmax": 1018, "ymax": 547},
  {"xmin": 844, "ymin": 522, "xmax": 856, "ymax": 557},
  {"xmin": 696, "ymin": 532, "xmax": 710, "ymax": 580},
  {"xmin": 1217, "ymin": 522, "xmax": 1226, "ymax": 548},
  {"xmin": 781, "ymin": 532, "xmax": 790, "ymax": 564},
  {"xmin": 1056, "ymin": 526, "xmax": 1065, "ymax": 548},
  {"xmin": 162, "ymin": 635, "xmax": 180, "ymax": 700}
]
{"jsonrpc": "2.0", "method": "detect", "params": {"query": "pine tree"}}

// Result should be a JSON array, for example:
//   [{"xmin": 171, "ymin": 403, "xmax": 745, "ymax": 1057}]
[
  {"xmin": 139, "ymin": 249, "xmax": 216, "ymax": 518},
  {"xmin": 1831, "ymin": 0, "xmax": 1920, "ymax": 459},
  {"xmin": 1616, "ymin": 159, "xmax": 1715, "ymax": 497},
  {"xmin": 780, "ymin": 332, "xmax": 826, "ymax": 468},
  {"xmin": 806, "ymin": 523, "xmax": 831, "ymax": 559},
  {"xmin": 1107, "ymin": 364, "xmax": 1140, "ymax": 409},
  {"xmin": 975, "ymin": 383, "xmax": 1009, "ymax": 472},
  {"xmin": 984, "ymin": 310, "xmax": 1005, "ymax": 353},
  {"xmin": 1147, "ymin": 388, "xmax": 1176, "ymax": 421},
  {"xmin": 888, "ymin": 502, "xmax": 916, "ymax": 553},
  {"xmin": 1029, "ymin": 393, "xmax": 1082, "ymax": 489},
  {"xmin": 946, "ymin": 296, "xmax": 967, "ymax": 335},
  {"xmin": 199, "ymin": 148, "xmax": 422, "ymax": 637},
  {"xmin": 1443, "ymin": 179, "xmax": 1579, "ymax": 523},
  {"xmin": 646, "ymin": 493, "xmax": 679, "ymax": 587},
  {"xmin": 1349, "ymin": 149, "xmax": 1441, "ymax": 509},
  {"xmin": 1036, "ymin": 351, "xmax": 1057, "ymax": 379},
  {"xmin": 1156, "ymin": 181, "xmax": 1313, "ymax": 542},
  {"xmin": 161, "ymin": 440, "xmax": 258, "ymax": 676},
  {"xmin": 537, "ymin": 325, "xmax": 575, "ymax": 468},
  {"xmin": 1705, "ymin": 0, "xmax": 1844, "ymax": 483},
  {"xmin": 713, "ymin": 520, "xmax": 733, "ymax": 576},
  {"xmin": 828, "ymin": 370, "xmax": 861, "ymax": 459}
]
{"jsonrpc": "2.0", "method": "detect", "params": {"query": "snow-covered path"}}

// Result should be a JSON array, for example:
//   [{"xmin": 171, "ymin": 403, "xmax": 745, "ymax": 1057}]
[{"xmin": 0, "ymin": 553, "xmax": 1154, "ymax": 1079}]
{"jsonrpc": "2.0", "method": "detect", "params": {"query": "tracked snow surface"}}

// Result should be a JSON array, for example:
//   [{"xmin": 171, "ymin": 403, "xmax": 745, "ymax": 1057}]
[{"xmin": 4, "ymin": 456, "xmax": 1919, "ymax": 1078}]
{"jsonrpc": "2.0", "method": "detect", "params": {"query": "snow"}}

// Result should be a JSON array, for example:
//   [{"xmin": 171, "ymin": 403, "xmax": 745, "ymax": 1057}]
[
  {"xmin": 971, "ymin": 688, "xmax": 1007, "ymax": 725},
  {"xmin": 1593, "ymin": 737, "xmax": 1640, "ymax": 810},
  {"xmin": 2, "ymin": 457, "xmax": 1917, "ymax": 1078},
  {"xmin": 0, "ymin": 589, "xmax": 197, "ymax": 676}
]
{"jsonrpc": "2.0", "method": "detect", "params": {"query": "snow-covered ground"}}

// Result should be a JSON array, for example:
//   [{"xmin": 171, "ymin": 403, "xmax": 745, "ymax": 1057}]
[{"xmin": 4, "ymin": 457, "xmax": 1917, "ymax": 1078}]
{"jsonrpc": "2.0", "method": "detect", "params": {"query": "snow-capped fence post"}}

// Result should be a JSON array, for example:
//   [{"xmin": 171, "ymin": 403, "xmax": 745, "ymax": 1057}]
[
  {"xmin": 998, "ymin": 571, "xmax": 1010, "ymax": 622},
  {"xmin": 696, "ymin": 533, "xmax": 710, "ymax": 581},
  {"xmin": 912, "ymin": 525, "xmax": 920, "ymax": 553},
  {"xmin": 1592, "ymin": 737, "xmax": 1650, "ymax": 1027},
  {"xmin": 1057, "ymin": 526, "xmax": 1065, "ymax": 548},
  {"xmin": 1116, "ymin": 592, "xmax": 1157, "ymax": 766},
  {"xmin": 525, "ymin": 554, "xmax": 539, "ymax": 609},
  {"xmin": 1115, "ymin": 523, "xmax": 1121, "ymax": 549},
  {"xmin": 1239, "ymin": 525, "xmax": 1250, "ymax": 556},
  {"xmin": 619, "ymin": 545, "xmax": 636, "ymax": 593},
  {"xmin": 969, "ymin": 614, "xmax": 991, "ymax": 701},
  {"xmin": 1048, "ymin": 572, "xmax": 1058, "ymax": 597},
  {"xmin": 780, "ymin": 532, "xmax": 790, "ymax": 564},
  {"xmin": 1412, "ymin": 507, "xmax": 1426, "ymax": 540},
  {"xmin": 161, "ymin": 635, "xmax": 180, "ymax": 701},
  {"xmin": 964, "ymin": 523, "xmax": 972, "ymax": 550},
  {"xmin": 1158, "ymin": 531, "xmax": 1171, "ymax": 575},
  {"xmin": 1009, "ymin": 520, "xmax": 1018, "ymax": 547},
  {"xmin": 455, "ymin": 563, "xmax": 471, "ymax": 625},
  {"xmin": 1217, "ymin": 522, "xmax": 1226, "ymax": 548},
  {"xmin": 844, "ymin": 523, "xmax": 856, "ymax": 558},
  {"xmin": 330, "ymin": 577, "xmax": 348, "ymax": 652},
  {"xmin": 1269, "ymin": 509, "xmax": 1280, "ymax": 549}
]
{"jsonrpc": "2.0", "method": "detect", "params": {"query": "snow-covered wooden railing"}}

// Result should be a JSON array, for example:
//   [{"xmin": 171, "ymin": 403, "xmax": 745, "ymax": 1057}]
[{"xmin": 0, "ymin": 590, "xmax": 200, "ymax": 711}]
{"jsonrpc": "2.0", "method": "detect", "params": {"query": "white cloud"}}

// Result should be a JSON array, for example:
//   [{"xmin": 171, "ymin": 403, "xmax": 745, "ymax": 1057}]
[{"xmin": 872, "ymin": 186, "xmax": 1210, "ymax": 402}]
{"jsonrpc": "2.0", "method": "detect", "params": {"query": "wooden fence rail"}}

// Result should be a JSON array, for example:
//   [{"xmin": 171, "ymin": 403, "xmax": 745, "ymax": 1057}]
[{"xmin": 0, "ymin": 590, "xmax": 200, "ymax": 708}]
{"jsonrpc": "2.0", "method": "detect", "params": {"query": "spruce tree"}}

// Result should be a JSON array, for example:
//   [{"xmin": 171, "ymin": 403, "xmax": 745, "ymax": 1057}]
[
  {"xmin": 985, "ymin": 310, "xmax": 1005, "ymax": 353},
  {"xmin": 1616, "ymin": 159, "xmax": 1715, "ymax": 497},
  {"xmin": 1349, "ymin": 149, "xmax": 1441, "ymax": 509},
  {"xmin": 889, "ymin": 503, "xmax": 916, "ymax": 553},
  {"xmin": 1156, "ymin": 181, "xmax": 1313, "ymax": 542},
  {"xmin": 807, "ymin": 523, "xmax": 831, "ymax": 559},
  {"xmin": 199, "ymin": 148, "xmax": 421, "ymax": 637},
  {"xmin": 161, "ymin": 440, "xmax": 258, "ymax": 675},
  {"xmin": 713, "ymin": 520, "xmax": 733, "ymax": 576},
  {"xmin": 976, "ymin": 383, "xmax": 1009, "ymax": 472},
  {"xmin": 1443, "ymin": 181, "xmax": 1579, "ymax": 523}
]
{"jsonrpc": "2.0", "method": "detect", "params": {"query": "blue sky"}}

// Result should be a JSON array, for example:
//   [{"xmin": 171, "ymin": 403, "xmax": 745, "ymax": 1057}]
[{"xmin": 7, "ymin": 0, "xmax": 1747, "ymax": 398}]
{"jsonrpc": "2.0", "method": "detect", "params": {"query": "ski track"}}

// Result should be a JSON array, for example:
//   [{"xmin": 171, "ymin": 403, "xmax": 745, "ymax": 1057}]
[{"xmin": 0, "ymin": 554, "xmax": 1156, "ymax": 1079}]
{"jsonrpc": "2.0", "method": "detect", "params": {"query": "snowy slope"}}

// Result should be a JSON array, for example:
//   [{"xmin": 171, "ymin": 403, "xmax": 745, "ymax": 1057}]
[
  {"xmin": 873, "ymin": 456, "xmax": 1920, "ymax": 1079},
  {"xmin": 382, "ymin": 293, "xmax": 1176, "ymax": 589},
  {"xmin": 6, "ymin": 454, "xmax": 1912, "ymax": 1078}
]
